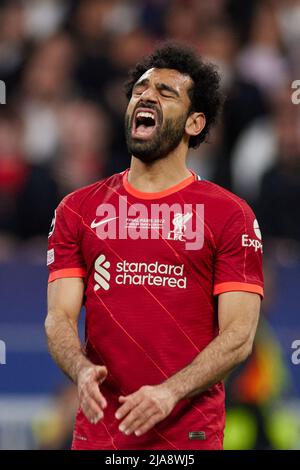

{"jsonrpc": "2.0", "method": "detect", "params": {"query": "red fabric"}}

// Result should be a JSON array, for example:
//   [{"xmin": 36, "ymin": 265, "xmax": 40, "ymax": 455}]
[
  {"xmin": 47, "ymin": 169, "xmax": 263, "ymax": 450},
  {"xmin": 214, "ymin": 282, "xmax": 264, "ymax": 297},
  {"xmin": 0, "ymin": 158, "xmax": 28, "ymax": 193},
  {"xmin": 48, "ymin": 267, "xmax": 87, "ymax": 282}
]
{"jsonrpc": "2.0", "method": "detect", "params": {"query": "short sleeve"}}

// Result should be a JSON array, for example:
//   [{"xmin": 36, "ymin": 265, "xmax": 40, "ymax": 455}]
[
  {"xmin": 213, "ymin": 201, "xmax": 264, "ymax": 297},
  {"xmin": 47, "ymin": 195, "xmax": 87, "ymax": 283}
]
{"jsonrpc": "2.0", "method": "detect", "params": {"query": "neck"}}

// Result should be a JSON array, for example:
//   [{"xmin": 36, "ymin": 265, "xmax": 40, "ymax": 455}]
[{"xmin": 128, "ymin": 141, "xmax": 191, "ymax": 192}]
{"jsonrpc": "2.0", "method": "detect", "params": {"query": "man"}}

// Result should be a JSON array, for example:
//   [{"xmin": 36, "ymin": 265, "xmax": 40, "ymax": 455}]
[{"xmin": 45, "ymin": 43, "xmax": 263, "ymax": 450}]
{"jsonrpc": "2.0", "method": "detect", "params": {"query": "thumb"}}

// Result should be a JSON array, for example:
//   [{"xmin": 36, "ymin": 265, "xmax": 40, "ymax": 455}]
[{"xmin": 94, "ymin": 365, "xmax": 108, "ymax": 383}]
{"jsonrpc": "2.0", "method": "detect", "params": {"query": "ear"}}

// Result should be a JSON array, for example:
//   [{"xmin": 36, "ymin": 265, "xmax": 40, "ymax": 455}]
[{"xmin": 185, "ymin": 112, "xmax": 206, "ymax": 138}]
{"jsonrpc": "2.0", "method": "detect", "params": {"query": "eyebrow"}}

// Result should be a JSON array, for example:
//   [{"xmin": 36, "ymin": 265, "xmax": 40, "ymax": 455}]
[{"xmin": 133, "ymin": 78, "xmax": 180, "ymax": 98}]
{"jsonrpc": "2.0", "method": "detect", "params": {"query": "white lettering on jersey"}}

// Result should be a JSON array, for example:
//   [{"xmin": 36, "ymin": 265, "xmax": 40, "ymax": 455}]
[
  {"xmin": 91, "ymin": 197, "xmax": 204, "ymax": 250},
  {"xmin": 242, "ymin": 219, "xmax": 263, "ymax": 252},
  {"xmin": 94, "ymin": 255, "xmax": 187, "ymax": 291}
]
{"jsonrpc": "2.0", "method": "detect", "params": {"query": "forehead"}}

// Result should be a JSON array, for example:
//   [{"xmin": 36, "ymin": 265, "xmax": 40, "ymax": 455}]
[{"xmin": 135, "ymin": 67, "xmax": 193, "ymax": 94}]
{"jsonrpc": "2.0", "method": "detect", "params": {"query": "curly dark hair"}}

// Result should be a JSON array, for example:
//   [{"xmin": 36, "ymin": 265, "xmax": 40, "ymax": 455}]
[{"xmin": 124, "ymin": 41, "xmax": 223, "ymax": 148}]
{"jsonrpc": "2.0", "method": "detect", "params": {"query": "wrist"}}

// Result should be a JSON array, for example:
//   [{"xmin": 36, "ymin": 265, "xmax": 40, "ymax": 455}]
[
  {"xmin": 163, "ymin": 377, "xmax": 185, "ymax": 405},
  {"xmin": 73, "ymin": 356, "xmax": 93, "ymax": 385}
]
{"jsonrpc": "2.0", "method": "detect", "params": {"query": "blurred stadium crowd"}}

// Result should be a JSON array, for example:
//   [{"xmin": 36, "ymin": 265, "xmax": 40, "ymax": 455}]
[
  {"xmin": 0, "ymin": 0, "xmax": 300, "ymax": 250},
  {"xmin": 0, "ymin": 0, "xmax": 300, "ymax": 450}
]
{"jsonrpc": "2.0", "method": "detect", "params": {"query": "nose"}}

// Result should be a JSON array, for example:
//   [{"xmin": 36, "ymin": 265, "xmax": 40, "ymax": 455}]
[{"xmin": 139, "ymin": 85, "xmax": 159, "ymax": 104}]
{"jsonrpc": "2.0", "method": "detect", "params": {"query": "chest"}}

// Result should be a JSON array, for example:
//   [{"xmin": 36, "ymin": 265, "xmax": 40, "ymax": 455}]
[{"xmin": 79, "ymin": 197, "xmax": 215, "ymax": 286}]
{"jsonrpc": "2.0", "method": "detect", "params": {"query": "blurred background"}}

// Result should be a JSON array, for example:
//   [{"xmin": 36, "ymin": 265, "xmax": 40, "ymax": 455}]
[{"xmin": 0, "ymin": 0, "xmax": 300, "ymax": 450}]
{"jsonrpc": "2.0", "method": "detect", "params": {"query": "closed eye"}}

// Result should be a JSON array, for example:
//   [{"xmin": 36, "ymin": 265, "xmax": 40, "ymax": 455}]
[
  {"xmin": 160, "ymin": 91, "xmax": 174, "ymax": 98},
  {"xmin": 132, "ymin": 84, "xmax": 146, "ymax": 96},
  {"xmin": 132, "ymin": 79, "xmax": 180, "ymax": 99},
  {"xmin": 133, "ymin": 89, "xmax": 143, "ymax": 96},
  {"xmin": 157, "ymin": 83, "xmax": 179, "ymax": 99}
]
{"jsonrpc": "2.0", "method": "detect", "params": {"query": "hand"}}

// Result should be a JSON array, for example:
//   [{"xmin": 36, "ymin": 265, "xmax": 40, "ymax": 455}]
[
  {"xmin": 77, "ymin": 365, "xmax": 108, "ymax": 424},
  {"xmin": 115, "ymin": 384, "xmax": 177, "ymax": 437}
]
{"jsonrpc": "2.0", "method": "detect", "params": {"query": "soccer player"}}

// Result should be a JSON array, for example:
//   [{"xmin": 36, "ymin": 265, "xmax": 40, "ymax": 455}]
[{"xmin": 45, "ymin": 43, "xmax": 264, "ymax": 450}]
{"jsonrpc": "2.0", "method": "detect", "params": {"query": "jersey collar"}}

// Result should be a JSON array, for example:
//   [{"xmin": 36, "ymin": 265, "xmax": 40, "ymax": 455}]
[{"xmin": 122, "ymin": 168, "xmax": 198, "ymax": 200}]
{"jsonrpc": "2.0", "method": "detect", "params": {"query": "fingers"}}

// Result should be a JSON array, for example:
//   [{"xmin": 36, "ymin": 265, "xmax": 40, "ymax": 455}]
[
  {"xmin": 118, "ymin": 404, "xmax": 155, "ymax": 436},
  {"xmin": 81, "ymin": 394, "xmax": 103, "ymax": 424},
  {"xmin": 115, "ymin": 393, "xmax": 141, "ymax": 420},
  {"xmin": 95, "ymin": 365, "xmax": 108, "ymax": 383},
  {"xmin": 78, "ymin": 365, "xmax": 108, "ymax": 425},
  {"xmin": 134, "ymin": 413, "xmax": 161, "ymax": 436},
  {"xmin": 115, "ymin": 385, "xmax": 175, "ymax": 437},
  {"xmin": 115, "ymin": 390, "xmax": 160, "ymax": 436},
  {"xmin": 87, "ymin": 380, "xmax": 107, "ymax": 410}
]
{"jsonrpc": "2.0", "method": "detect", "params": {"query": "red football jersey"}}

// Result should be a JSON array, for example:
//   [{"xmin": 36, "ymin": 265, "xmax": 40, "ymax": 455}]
[{"xmin": 47, "ymin": 169, "xmax": 264, "ymax": 450}]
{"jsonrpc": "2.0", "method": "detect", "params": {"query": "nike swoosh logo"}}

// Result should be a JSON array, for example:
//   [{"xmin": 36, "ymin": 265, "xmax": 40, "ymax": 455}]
[{"xmin": 91, "ymin": 217, "xmax": 118, "ymax": 229}]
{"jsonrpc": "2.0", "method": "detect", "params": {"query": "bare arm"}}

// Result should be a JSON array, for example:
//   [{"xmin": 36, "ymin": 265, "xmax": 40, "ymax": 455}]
[
  {"xmin": 164, "ymin": 291, "xmax": 260, "ymax": 400},
  {"xmin": 45, "ymin": 278, "xmax": 108, "ymax": 424},
  {"xmin": 115, "ymin": 291, "xmax": 260, "ymax": 436},
  {"xmin": 46, "ymin": 277, "xmax": 89, "ymax": 382}
]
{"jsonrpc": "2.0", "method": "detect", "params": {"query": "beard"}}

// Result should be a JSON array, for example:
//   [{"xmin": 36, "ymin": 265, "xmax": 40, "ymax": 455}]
[{"xmin": 125, "ymin": 109, "xmax": 188, "ymax": 163}]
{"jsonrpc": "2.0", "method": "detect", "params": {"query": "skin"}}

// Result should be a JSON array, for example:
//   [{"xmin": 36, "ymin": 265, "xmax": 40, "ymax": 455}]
[
  {"xmin": 45, "ymin": 67, "xmax": 261, "ymax": 435},
  {"xmin": 46, "ymin": 279, "xmax": 260, "ymax": 433},
  {"xmin": 115, "ymin": 292, "xmax": 260, "ymax": 436},
  {"xmin": 46, "ymin": 278, "xmax": 107, "ymax": 424},
  {"xmin": 125, "ymin": 67, "xmax": 206, "ymax": 192}
]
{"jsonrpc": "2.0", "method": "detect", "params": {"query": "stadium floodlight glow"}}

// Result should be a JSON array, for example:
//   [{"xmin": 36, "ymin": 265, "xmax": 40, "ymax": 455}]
[{"xmin": 0, "ymin": 340, "xmax": 6, "ymax": 365}]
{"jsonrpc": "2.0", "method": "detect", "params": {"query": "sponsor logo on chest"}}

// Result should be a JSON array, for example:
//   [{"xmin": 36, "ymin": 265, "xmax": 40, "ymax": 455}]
[{"xmin": 93, "ymin": 254, "xmax": 187, "ymax": 291}]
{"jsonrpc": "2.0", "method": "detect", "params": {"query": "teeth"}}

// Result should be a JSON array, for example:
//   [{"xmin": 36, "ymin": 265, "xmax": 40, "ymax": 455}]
[{"xmin": 136, "ymin": 111, "xmax": 155, "ymax": 120}]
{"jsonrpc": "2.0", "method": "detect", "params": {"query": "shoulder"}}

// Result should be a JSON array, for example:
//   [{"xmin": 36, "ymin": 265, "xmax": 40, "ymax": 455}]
[
  {"xmin": 58, "ymin": 171, "xmax": 124, "ymax": 213},
  {"xmin": 191, "ymin": 180, "xmax": 259, "ymax": 247},
  {"xmin": 194, "ymin": 179, "xmax": 255, "ymax": 218}
]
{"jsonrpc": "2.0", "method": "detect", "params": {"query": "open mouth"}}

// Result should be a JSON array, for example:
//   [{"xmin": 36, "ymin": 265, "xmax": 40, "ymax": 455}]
[{"xmin": 132, "ymin": 108, "xmax": 158, "ymax": 140}]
